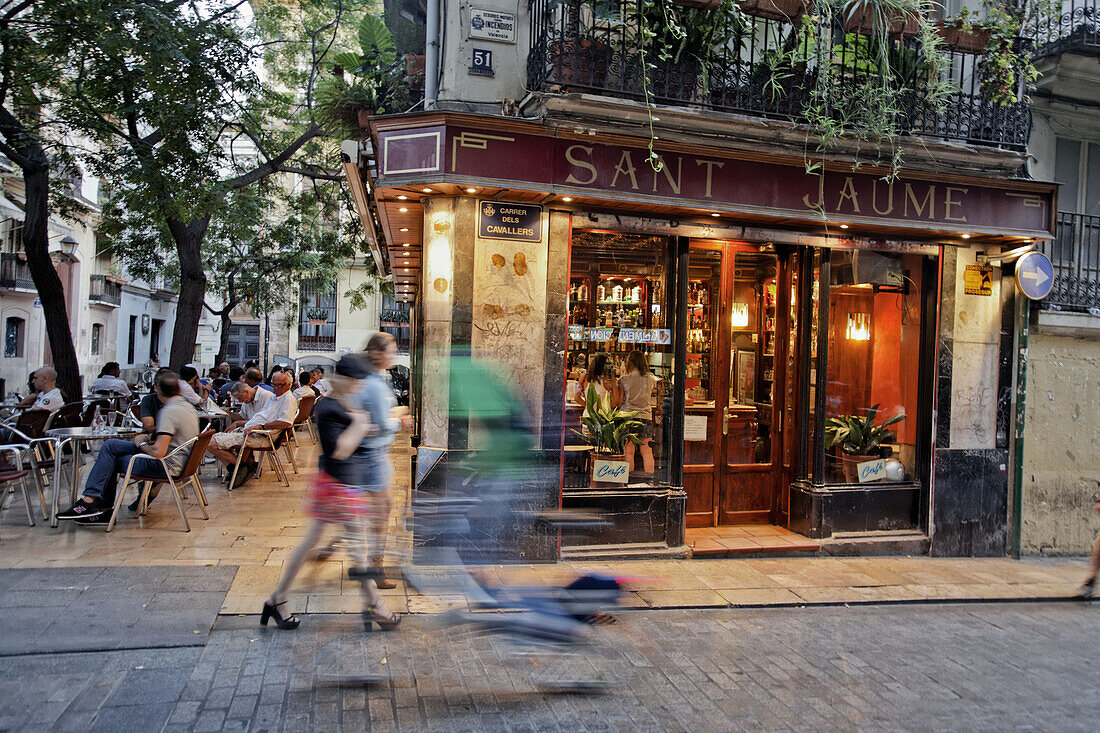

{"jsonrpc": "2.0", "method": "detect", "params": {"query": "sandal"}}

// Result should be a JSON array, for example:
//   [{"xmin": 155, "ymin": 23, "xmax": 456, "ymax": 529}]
[{"xmin": 362, "ymin": 603, "xmax": 401, "ymax": 632}]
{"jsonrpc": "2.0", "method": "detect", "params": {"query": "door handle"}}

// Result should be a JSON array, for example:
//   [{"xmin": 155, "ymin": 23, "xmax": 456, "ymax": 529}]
[{"xmin": 722, "ymin": 406, "xmax": 729, "ymax": 435}]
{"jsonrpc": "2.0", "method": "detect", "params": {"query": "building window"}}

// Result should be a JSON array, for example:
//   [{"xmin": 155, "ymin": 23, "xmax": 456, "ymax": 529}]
[
  {"xmin": 381, "ymin": 294, "xmax": 411, "ymax": 353},
  {"xmin": 4, "ymin": 317, "xmax": 24, "ymax": 358},
  {"xmin": 298, "ymin": 279, "xmax": 337, "ymax": 351},
  {"xmin": 91, "ymin": 323, "xmax": 103, "ymax": 356},
  {"xmin": 127, "ymin": 315, "xmax": 137, "ymax": 365}
]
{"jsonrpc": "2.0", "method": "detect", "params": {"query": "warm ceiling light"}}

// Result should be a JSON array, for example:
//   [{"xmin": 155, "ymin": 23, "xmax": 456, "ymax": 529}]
[
  {"xmin": 397, "ymin": 195, "xmax": 408, "ymax": 200},
  {"xmin": 710, "ymin": 213, "xmax": 720, "ymax": 218},
  {"xmin": 465, "ymin": 187, "xmax": 477, "ymax": 193},
  {"xmin": 562, "ymin": 196, "xmax": 573, "ymax": 202},
  {"xmin": 398, "ymin": 207, "xmax": 408, "ymax": 213},
  {"xmin": 839, "ymin": 224, "xmax": 849, "ymax": 229},
  {"xmin": 403, "ymin": 268, "xmax": 410, "ymax": 272},
  {"xmin": 422, "ymin": 188, "xmax": 433, "ymax": 193},
  {"xmin": 402, "ymin": 242, "xmax": 410, "ymax": 247},
  {"xmin": 961, "ymin": 234, "xmax": 971, "ymax": 239},
  {"xmin": 399, "ymin": 227, "xmax": 409, "ymax": 232}
]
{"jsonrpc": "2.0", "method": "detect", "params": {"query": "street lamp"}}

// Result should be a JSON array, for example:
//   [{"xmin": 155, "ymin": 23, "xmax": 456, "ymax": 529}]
[{"xmin": 58, "ymin": 236, "xmax": 78, "ymax": 257}]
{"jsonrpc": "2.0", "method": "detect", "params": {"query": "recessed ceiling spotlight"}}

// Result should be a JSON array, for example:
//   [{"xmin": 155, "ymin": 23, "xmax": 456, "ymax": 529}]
[
  {"xmin": 562, "ymin": 196, "xmax": 573, "ymax": 202},
  {"xmin": 961, "ymin": 234, "xmax": 971, "ymax": 239},
  {"xmin": 399, "ymin": 227, "xmax": 409, "ymax": 232},
  {"xmin": 710, "ymin": 213, "xmax": 720, "ymax": 218},
  {"xmin": 397, "ymin": 195, "xmax": 408, "ymax": 200},
  {"xmin": 398, "ymin": 207, "xmax": 408, "ymax": 213},
  {"xmin": 839, "ymin": 224, "xmax": 849, "ymax": 229},
  {"xmin": 404, "ymin": 268, "xmax": 409, "ymax": 272},
  {"xmin": 422, "ymin": 188, "xmax": 433, "ymax": 193},
  {"xmin": 402, "ymin": 242, "xmax": 410, "ymax": 247},
  {"xmin": 465, "ymin": 187, "xmax": 477, "ymax": 194}
]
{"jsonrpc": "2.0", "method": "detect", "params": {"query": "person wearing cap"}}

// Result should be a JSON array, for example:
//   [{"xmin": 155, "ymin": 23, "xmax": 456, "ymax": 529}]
[{"xmin": 261, "ymin": 354, "xmax": 400, "ymax": 632}]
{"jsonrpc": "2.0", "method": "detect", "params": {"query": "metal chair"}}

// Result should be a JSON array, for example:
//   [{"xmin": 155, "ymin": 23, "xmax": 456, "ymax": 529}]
[
  {"xmin": 106, "ymin": 429, "xmax": 215, "ymax": 532},
  {"xmin": 46, "ymin": 402, "xmax": 84, "ymax": 431},
  {"xmin": 227, "ymin": 429, "xmax": 289, "ymax": 490},
  {"xmin": 80, "ymin": 399, "xmax": 110, "ymax": 427},
  {"xmin": 289, "ymin": 394, "xmax": 317, "ymax": 446},
  {"xmin": 0, "ymin": 444, "xmax": 37, "ymax": 527},
  {"xmin": 6, "ymin": 410, "xmax": 57, "ymax": 520}
]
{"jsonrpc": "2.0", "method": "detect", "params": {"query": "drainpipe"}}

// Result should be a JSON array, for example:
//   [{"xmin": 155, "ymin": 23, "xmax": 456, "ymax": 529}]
[
  {"xmin": 424, "ymin": 0, "xmax": 441, "ymax": 109},
  {"xmin": 1010, "ymin": 289, "xmax": 1030, "ymax": 559}
]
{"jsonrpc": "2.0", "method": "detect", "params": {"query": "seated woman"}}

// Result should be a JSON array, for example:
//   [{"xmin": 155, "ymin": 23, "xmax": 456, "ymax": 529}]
[{"xmin": 575, "ymin": 353, "xmax": 620, "ymax": 409}]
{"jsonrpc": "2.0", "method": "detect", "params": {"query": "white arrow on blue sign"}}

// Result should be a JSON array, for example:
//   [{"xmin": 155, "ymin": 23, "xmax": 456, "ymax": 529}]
[{"xmin": 1015, "ymin": 250, "xmax": 1054, "ymax": 301}]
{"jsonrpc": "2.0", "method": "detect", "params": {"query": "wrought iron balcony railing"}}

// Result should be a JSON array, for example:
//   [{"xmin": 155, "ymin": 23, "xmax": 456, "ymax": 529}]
[
  {"xmin": 1043, "ymin": 212, "xmax": 1100, "ymax": 310},
  {"xmin": 1032, "ymin": 0, "xmax": 1100, "ymax": 58},
  {"xmin": 0, "ymin": 253, "xmax": 34, "ymax": 291},
  {"xmin": 89, "ymin": 274, "xmax": 122, "ymax": 306},
  {"xmin": 527, "ymin": 0, "xmax": 1031, "ymax": 150}
]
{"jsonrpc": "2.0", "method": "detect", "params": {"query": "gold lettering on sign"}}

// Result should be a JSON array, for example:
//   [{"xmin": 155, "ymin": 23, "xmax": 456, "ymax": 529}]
[
  {"xmin": 837, "ymin": 176, "xmax": 861, "ymax": 213},
  {"xmin": 564, "ymin": 145, "xmax": 597, "ymax": 185},
  {"xmin": 610, "ymin": 150, "xmax": 639, "ymax": 190},
  {"xmin": 904, "ymin": 183, "xmax": 936, "ymax": 219},
  {"xmin": 944, "ymin": 186, "xmax": 969, "ymax": 222},
  {"xmin": 872, "ymin": 179, "xmax": 895, "ymax": 216},
  {"xmin": 696, "ymin": 159, "xmax": 725, "ymax": 199},
  {"xmin": 802, "ymin": 174, "xmax": 823, "ymax": 210},
  {"xmin": 652, "ymin": 156, "xmax": 682, "ymax": 195}
]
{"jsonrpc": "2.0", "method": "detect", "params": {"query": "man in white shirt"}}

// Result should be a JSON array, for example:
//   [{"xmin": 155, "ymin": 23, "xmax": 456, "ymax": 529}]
[
  {"xmin": 177, "ymin": 366, "xmax": 207, "ymax": 406},
  {"xmin": 19, "ymin": 367, "xmax": 64, "ymax": 413},
  {"xmin": 208, "ymin": 372, "xmax": 297, "ymax": 487},
  {"xmin": 311, "ymin": 367, "xmax": 331, "ymax": 396},
  {"xmin": 90, "ymin": 362, "xmax": 131, "ymax": 397}
]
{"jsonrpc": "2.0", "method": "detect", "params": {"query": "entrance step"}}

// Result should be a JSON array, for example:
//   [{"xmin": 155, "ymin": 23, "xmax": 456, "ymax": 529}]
[
  {"xmin": 686, "ymin": 525, "xmax": 821, "ymax": 558},
  {"xmin": 818, "ymin": 530, "xmax": 930, "ymax": 557},
  {"xmin": 561, "ymin": 543, "xmax": 692, "ymax": 561}
]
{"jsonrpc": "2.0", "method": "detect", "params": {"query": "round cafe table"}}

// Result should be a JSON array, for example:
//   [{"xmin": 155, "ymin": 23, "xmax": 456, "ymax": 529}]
[{"xmin": 46, "ymin": 425, "xmax": 140, "ymax": 527}]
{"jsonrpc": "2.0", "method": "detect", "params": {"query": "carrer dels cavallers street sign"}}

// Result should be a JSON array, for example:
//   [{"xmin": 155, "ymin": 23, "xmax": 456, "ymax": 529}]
[
  {"xmin": 478, "ymin": 201, "xmax": 543, "ymax": 242},
  {"xmin": 375, "ymin": 121, "xmax": 1056, "ymax": 238}
]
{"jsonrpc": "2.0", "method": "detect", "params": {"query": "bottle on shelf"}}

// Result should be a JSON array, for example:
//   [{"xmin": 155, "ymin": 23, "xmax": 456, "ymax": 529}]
[
  {"xmin": 612, "ymin": 284, "xmax": 623, "ymax": 302},
  {"xmin": 578, "ymin": 281, "xmax": 588, "ymax": 301},
  {"xmin": 596, "ymin": 283, "xmax": 605, "ymax": 302}
]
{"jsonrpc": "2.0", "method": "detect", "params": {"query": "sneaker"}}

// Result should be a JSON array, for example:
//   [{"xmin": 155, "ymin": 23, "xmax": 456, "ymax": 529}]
[
  {"xmin": 74, "ymin": 512, "xmax": 109, "ymax": 526},
  {"xmin": 127, "ymin": 485, "xmax": 161, "ymax": 512},
  {"xmin": 56, "ymin": 499, "xmax": 105, "ymax": 521}
]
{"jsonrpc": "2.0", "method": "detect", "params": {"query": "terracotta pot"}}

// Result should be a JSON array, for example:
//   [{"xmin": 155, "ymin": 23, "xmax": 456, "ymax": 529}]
[
  {"xmin": 737, "ymin": 0, "xmax": 812, "ymax": 20},
  {"xmin": 935, "ymin": 20, "xmax": 991, "ymax": 53},
  {"xmin": 838, "ymin": 452, "xmax": 879, "ymax": 483},
  {"xmin": 843, "ymin": 8, "xmax": 920, "ymax": 37},
  {"xmin": 590, "ymin": 452, "xmax": 628, "ymax": 488}
]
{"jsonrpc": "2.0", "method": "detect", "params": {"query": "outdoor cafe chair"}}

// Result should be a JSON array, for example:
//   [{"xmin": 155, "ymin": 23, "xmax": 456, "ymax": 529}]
[
  {"xmin": 80, "ymin": 399, "xmax": 111, "ymax": 427},
  {"xmin": 46, "ymin": 402, "xmax": 84, "ymax": 431},
  {"xmin": 0, "ymin": 443, "xmax": 38, "ymax": 527},
  {"xmin": 6, "ymin": 409, "xmax": 58, "ymax": 520},
  {"xmin": 289, "ymin": 393, "xmax": 317, "ymax": 447},
  {"xmin": 106, "ymin": 429, "xmax": 215, "ymax": 533},
  {"xmin": 227, "ymin": 428, "xmax": 290, "ymax": 490}
]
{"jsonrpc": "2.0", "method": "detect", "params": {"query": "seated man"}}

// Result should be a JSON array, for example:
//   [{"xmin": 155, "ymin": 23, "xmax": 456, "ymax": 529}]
[
  {"xmin": 16, "ymin": 366, "xmax": 63, "ymax": 413},
  {"xmin": 217, "ymin": 366, "xmax": 246, "ymax": 405},
  {"xmin": 178, "ymin": 365, "xmax": 207, "ymax": 406},
  {"xmin": 311, "ymin": 366, "xmax": 331, "ymax": 396},
  {"xmin": 56, "ymin": 372, "xmax": 199, "ymax": 525},
  {"xmin": 208, "ymin": 372, "xmax": 297, "ymax": 488},
  {"xmin": 293, "ymin": 370, "xmax": 316, "ymax": 399},
  {"xmin": 90, "ymin": 361, "xmax": 132, "ymax": 397},
  {"xmin": 246, "ymin": 367, "xmax": 273, "ymax": 394}
]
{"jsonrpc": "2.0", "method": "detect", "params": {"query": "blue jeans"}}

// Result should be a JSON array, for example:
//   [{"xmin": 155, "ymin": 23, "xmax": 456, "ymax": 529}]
[{"xmin": 83, "ymin": 438, "xmax": 168, "ymax": 504}]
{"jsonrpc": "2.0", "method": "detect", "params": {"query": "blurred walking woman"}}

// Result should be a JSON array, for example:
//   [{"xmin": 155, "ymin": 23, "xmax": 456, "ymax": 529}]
[
  {"xmin": 361, "ymin": 332, "xmax": 412, "ymax": 586},
  {"xmin": 262, "ymin": 354, "xmax": 400, "ymax": 632}
]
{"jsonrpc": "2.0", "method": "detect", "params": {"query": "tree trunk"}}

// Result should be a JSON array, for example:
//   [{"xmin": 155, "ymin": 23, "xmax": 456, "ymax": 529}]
[
  {"xmin": 215, "ymin": 309, "xmax": 232, "ymax": 366},
  {"xmin": 166, "ymin": 215, "xmax": 210, "ymax": 372},
  {"xmin": 0, "ymin": 109, "xmax": 82, "ymax": 403}
]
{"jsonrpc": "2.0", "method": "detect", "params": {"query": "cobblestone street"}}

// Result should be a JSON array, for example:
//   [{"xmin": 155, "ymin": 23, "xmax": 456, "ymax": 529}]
[{"xmin": 2, "ymin": 598, "xmax": 1096, "ymax": 732}]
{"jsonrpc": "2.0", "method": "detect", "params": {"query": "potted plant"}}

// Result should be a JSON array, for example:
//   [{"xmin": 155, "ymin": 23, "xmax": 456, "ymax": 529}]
[
  {"xmin": 573, "ymin": 383, "xmax": 643, "ymax": 487},
  {"xmin": 305, "ymin": 308, "xmax": 329, "ymax": 325},
  {"xmin": 824, "ymin": 404, "xmax": 905, "ymax": 482}
]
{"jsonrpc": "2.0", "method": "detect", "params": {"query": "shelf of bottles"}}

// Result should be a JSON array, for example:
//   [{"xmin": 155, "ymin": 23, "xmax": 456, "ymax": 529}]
[
  {"xmin": 685, "ymin": 281, "xmax": 711, "ymax": 401},
  {"xmin": 756, "ymin": 280, "xmax": 777, "ymax": 406},
  {"xmin": 567, "ymin": 274, "xmax": 666, "ymax": 375}
]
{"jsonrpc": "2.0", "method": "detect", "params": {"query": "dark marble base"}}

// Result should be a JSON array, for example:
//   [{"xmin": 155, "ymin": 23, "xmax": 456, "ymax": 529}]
[
  {"xmin": 930, "ymin": 448, "xmax": 1008, "ymax": 557},
  {"xmin": 789, "ymin": 482, "xmax": 922, "ymax": 540},
  {"xmin": 562, "ymin": 487, "xmax": 686, "ymax": 548},
  {"xmin": 414, "ymin": 447, "xmax": 559, "ymax": 562}
]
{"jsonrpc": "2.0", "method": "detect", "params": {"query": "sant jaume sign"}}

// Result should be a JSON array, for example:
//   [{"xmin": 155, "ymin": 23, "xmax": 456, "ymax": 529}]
[
  {"xmin": 478, "ymin": 200, "xmax": 542, "ymax": 242},
  {"xmin": 376, "ymin": 120, "xmax": 1056, "ymax": 238}
]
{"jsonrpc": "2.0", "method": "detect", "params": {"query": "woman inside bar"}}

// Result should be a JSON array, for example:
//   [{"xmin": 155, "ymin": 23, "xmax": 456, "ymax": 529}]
[
  {"xmin": 619, "ymin": 350, "xmax": 657, "ymax": 475},
  {"xmin": 575, "ymin": 353, "xmax": 620, "ymax": 409}
]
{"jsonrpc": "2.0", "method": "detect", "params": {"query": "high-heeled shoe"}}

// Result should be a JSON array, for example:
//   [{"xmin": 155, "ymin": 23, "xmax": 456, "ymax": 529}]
[
  {"xmin": 260, "ymin": 600, "xmax": 300, "ymax": 630},
  {"xmin": 361, "ymin": 603, "xmax": 401, "ymax": 632}
]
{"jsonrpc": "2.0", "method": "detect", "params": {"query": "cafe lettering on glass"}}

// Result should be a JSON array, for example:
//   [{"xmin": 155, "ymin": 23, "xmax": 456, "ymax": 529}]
[
  {"xmin": 371, "ymin": 124, "xmax": 1055, "ymax": 236},
  {"xmin": 478, "ymin": 201, "xmax": 542, "ymax": 242},
  {"xmin": 592, "ymin": 458, "xmax": 630, "ymax": 484}
]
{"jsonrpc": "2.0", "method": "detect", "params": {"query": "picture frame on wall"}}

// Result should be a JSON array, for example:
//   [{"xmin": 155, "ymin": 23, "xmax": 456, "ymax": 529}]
[{"xmin": 736, "ymin": 349, "xmax": 755, "ymax": 405}]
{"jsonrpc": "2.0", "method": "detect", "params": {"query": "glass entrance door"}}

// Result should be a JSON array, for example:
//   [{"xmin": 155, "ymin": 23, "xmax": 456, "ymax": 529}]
[{"xmin": 682, "ymin": 242, "xmax": 795, "ymax": 527}]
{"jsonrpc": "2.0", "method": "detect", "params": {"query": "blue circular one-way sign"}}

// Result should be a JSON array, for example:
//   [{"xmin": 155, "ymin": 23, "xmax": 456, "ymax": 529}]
[{"xmin": 1015, "ymin": 251, "xmax": 1054, "ymax": 300}]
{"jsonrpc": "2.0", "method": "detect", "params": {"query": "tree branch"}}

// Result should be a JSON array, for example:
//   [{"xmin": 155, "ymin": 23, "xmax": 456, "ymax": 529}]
[
  {"xmin": 277, "ymin": 165, "xmax": 343, "ymax": 181},
  {"xmin": 221, "ymin": 124, "xmax": 324, "ymax": 190}
]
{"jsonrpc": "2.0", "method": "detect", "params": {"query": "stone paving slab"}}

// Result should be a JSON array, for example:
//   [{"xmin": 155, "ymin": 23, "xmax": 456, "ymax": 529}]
[{"xmin": 0, "ymin": 566, "xmax": 235, "ymax": 656}]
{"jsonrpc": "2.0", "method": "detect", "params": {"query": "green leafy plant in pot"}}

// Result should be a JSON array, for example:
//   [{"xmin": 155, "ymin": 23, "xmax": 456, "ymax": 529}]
[
  {"xmin": 824, "ymin": 403, "xmax": 904, "ymax": 482},
  {"xmin": 573, "ymin": 383, "xmax": 643, "ymax": 486}
]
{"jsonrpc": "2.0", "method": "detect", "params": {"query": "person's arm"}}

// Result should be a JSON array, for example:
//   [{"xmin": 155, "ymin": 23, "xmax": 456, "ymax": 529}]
[
  {"xmin": 575, "ymin": 376, "xmax": 588, "ymax": 408},
  {"xmin": 332, "ymin": 408, "xmax": 374, "ymax": 461},
  {"xmin": 140, "ymin": 432, "xmax": 173, "ymax": 459},
  {"xmin": 17, "ymin": 391, "xmax": 38, "ymax": 408},
  {"xmin": 117, "ymin": 380, "xmax": 132, "ymax": 397}
]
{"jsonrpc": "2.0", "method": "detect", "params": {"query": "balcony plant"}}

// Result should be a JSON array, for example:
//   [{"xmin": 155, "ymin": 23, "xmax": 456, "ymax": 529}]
[
  {"xmin": 305, "ymin": 308, "xmax": 330, "ymax": 325},
  {"xmin": 824, "ymin": 403, "xmax": 905, "ymax": 482}
]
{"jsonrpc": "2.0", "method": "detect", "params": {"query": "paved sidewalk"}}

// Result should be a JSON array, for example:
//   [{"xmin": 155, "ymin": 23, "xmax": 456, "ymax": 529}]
[{"xmin": 0, "ymin": 436, "xmax": 1089, "ymax": 615}]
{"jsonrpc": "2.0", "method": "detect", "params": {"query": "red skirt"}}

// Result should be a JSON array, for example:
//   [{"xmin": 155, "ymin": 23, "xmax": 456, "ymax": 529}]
[{"xmin": 307, "ymin": 471, "xmax": 367, "ymax": 524}]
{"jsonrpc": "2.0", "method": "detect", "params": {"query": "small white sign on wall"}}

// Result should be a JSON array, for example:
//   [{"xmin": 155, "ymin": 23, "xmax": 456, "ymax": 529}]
[
  {"xmin": 856, "ymin": 458, "xmax": 886, "ymax": 483},
  {"xmin": 592, "ymin": 457, "xmax": 630, "ymax": 484},
  {"xmin": 469, "ymin": 8, "xmax": 516, "ymax": 43},
  {"xmin": 684, "ymin": 415, "xmax": 707, "ymax": 441}
]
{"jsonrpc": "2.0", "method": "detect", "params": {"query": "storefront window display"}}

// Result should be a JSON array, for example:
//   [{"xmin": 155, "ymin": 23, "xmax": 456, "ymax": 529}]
[{"xmin": 565, "ymin": 231, "xmax": 675, "ymax": 487}]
